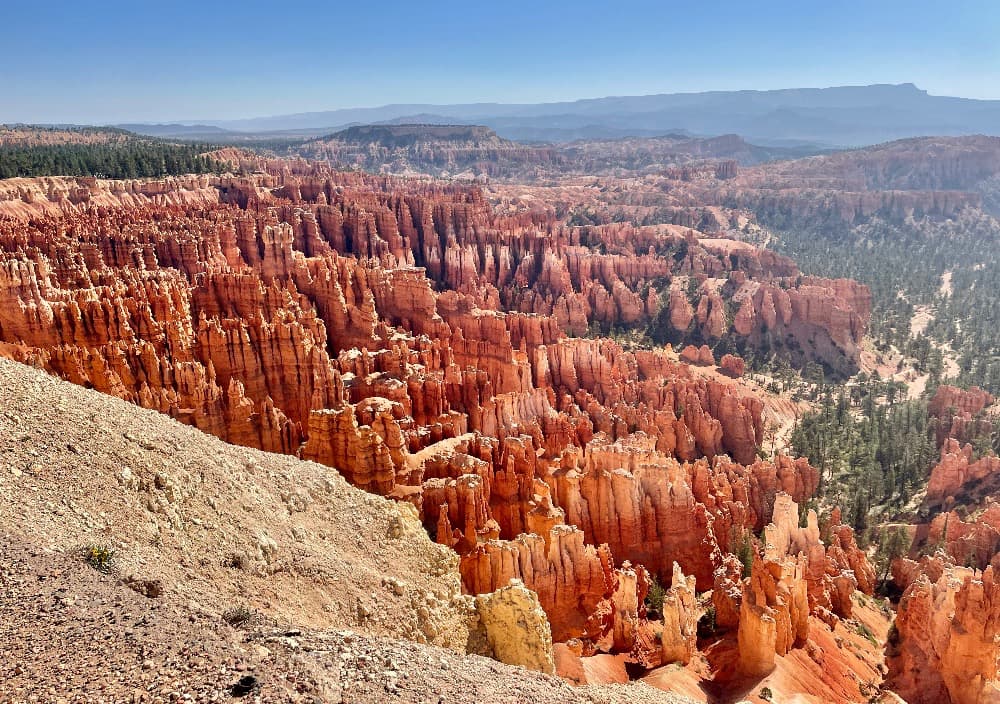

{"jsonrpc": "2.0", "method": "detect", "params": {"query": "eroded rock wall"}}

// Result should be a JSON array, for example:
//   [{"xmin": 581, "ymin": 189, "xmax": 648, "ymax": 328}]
[{"xmin": 0, "ymin": 167, "xmax": 869, "ymax": 667}]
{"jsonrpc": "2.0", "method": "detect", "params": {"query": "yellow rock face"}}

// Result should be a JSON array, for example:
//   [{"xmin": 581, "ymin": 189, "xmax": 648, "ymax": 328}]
[{"xmin": 476, "ymin": 579, "xmax": 556, "ymax": 674}]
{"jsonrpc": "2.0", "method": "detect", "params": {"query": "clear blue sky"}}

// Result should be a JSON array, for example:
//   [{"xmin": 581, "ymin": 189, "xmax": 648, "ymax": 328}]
[{"xmin": 4, "ymin": 0, "xmax": 998, "ymax": 123}]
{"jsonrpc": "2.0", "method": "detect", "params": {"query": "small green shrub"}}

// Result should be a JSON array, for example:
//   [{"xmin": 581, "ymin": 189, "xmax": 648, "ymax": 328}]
[
  {"xmin": 854, "ymin": 621, "xmax": 878, "ymax": 645},
  {"xmin": 886, "ymin": 622, "xmax": 899, "ymax": 645},
  {"xmin": 733, "ymin": 528, "xmax": 755, "ymax": 576},
  {"xmin": 759, "ymin": 686, "xmax": 773, "ymax": 701},
  {"xmin": 859, "ymin": 679, "xmax": 881, "ymax": 699},
  {"xmin": 83, "ymin": 544, "xmax": 116, "ymax": 573},
  {"xmin": 645, "ymin": 575, "xmax": 666, "ymax": 619},
  {"xmin": 222, "ymin": 604, "xmax": 256, "ymax": 628},
  {"xmin": 697, "ymin": 605, "xmax": 717, "ymax": 638}
]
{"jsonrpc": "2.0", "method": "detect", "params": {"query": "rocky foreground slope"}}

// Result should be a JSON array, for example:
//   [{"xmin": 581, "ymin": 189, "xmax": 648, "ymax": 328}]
[{"xmin": 0, "ymin": 356, "xmax": 696, "ymax": 704}]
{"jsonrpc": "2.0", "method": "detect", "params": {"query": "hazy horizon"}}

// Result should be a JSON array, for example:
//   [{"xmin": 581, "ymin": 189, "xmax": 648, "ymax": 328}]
[
  {"xmin": 121, "ymin": 83, "xmax": 999, "ymax": 127},
  {"xmin": 5, "ymin": 0, "xmax": 998, "ymax": 124},
  {"xmin": 2, "ymin": 83, "xmax": 987, "ymax": 129}
]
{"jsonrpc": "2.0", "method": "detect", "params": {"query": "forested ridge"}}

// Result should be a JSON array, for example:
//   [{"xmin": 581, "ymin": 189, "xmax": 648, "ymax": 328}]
[
  {"xmin": 0, "ymin": 126, "xmax": 225, "ymax": 178},
  {"xmin": 0, "ymin": 142, "xmax": 226, "ymax": 179}
]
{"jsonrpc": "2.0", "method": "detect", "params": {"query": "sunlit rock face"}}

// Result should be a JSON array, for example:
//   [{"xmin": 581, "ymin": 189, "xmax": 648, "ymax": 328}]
[
  {"xmin": 0, "ymin": 165, "xmax": 875, "ymax": 669},
  {"xmin": 888, "ymin": 558, "xmax": 1000, "ymax": 704}
]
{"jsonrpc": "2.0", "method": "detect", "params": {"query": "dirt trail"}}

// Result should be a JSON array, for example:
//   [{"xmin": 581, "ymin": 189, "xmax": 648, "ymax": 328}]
[{"xmin": 940, "ymin": 270, "xmax": 954, "ymax": 296}]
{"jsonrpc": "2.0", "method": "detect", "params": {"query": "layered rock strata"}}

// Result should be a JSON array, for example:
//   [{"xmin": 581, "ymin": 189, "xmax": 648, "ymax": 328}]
[{"xmin": 0, "ymin": 167, "xmax": 871, "ymax": 667}]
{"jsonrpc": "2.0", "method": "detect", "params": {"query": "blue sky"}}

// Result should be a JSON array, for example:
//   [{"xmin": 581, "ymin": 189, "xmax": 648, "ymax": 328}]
[{"xmin": 3, "ymin": 0, "xmax": 997, "ymax": 123}]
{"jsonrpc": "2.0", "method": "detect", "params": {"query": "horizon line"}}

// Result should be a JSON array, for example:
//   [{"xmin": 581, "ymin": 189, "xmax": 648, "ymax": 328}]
[{"xmin": 9, "ymin": 81, "xmax": 1000, "ymax": 128}]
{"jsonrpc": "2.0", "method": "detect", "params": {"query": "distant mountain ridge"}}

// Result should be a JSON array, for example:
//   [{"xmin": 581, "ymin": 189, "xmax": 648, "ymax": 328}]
[{"xmin": 161, "ymin": 84, "xmax": 1000, "ymax": 146}]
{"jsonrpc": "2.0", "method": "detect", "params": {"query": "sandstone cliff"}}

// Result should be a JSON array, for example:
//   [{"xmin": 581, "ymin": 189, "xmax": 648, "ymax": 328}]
[
  {"xmin": 889, "ymin": 557, "xmax": 1000, "ymax": 704},
  {"xmin": 0, "ymin": 166, "xmax": 874, "ymax": 693},
  {"xmin": 476, "ymin": 579, "xmax": 557, "ymax": 674},
  {"xmin": 927, "ymin": 439, "xmax": 1000, "ymax": 508}
]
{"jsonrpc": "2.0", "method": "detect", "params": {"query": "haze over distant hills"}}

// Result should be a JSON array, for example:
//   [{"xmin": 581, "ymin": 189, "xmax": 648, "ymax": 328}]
[{"xmin": 124, "ymin": 83, "xmax": 1000, "ymax": 146}]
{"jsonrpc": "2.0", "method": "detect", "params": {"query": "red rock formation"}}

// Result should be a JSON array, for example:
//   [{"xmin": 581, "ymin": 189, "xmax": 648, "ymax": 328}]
[
  {"xmin": 923, "ymin": 505, "xmax": 1000, "ymax": 571},
  {"xmin": 888, "ymin": 379, "xmax": 1000, "ymax": 704},
  {"xmin": 666, "ymin": 288, "xmax": 694, "ymax": 331},
  {"xmin": 889, "ymin": 558, "xmax": 1000, "ymax": 704},
  {"xmin": 711, "ymin": 551, "xmax": 743, "ymax": 630},
  {"xmin": 297, "ymin": 124, "xmax": 561, "ymax": 179},
  {"xmin": 459, "ymin": 526, "xmax": 614, "ymax": 643},
  {"xmin": 725, "ymin": 492, "xmax": 878, "ymax": 679},
  {"xmin": 929, "ymin": 385, "xmax": 995, "ymax": 420},
  {"xmin": 0, "ymin": 167, "xmax": 852, "ymax": 673},
  {"xmin": 765, "ymin": 494, "xmax": 875, "ymax": 617},
  {"xmin": 680, "ymin": 344, "xmax": 715, "ymax": 366},
  {"xmin": 718, "ymin": 353, "xmax": 745, "ymax": 378},
  {"xmin": 302, "ymin": 404, "xmax": 398, "ymax": 493},
  {"xmin": 929, "ymin": 385, "xmax": 997, "ymax": 447},
  {"xmin": 707, "ymin": 136, "xmax": 1000, "ymax": 226},
  {"xmin": 548, "ymin": 438, "xmax": 818, "ymax": 589},
  {"xmin": 658, "ymin": 266, "xmax": 869, "ymax": 375},
  {"xmin": 714, "ymin": 160, "xmax": 738, "ymax": 180},
  {"xmin": 926, "ymin": 439, "xmax": 1000, "ymax": 507},
  {"xmin": 659, "ymin": 563, "xmax": 701, "ymax": 665},
  {"xmin": 737, "ymin": 550, "xmax": 809, "ymax": 677}
]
